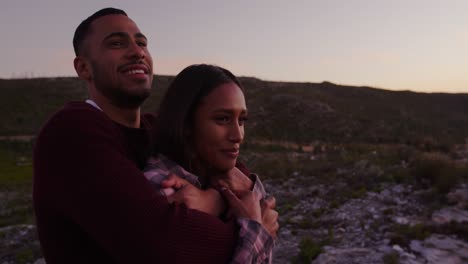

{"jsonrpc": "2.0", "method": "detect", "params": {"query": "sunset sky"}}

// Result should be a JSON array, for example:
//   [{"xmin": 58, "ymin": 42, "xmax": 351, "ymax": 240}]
[{"xmin": 1, "ymin": 0, "xmax": 467, "ymax": 93}]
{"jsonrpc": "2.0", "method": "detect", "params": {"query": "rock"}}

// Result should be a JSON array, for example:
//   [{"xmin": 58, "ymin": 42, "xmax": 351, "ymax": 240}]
[
  {"xmin": 392, "ymin": 185, "xmax": 406, "ymax": 194},
  {"xmin": 409, "ymin": 240, "xmax": 424, "ymax": 253},
  {"xmin": 0, "ymin": 224, "xmax": 36, "ymax": 247},
  {"xmin": 424, "ymin": 235, "xmax": 468, "ymax": 259},
  {"xmin": 432, "ymin": 207, "xmax": 468, "ymax": 224},
  {"xmin": 33, "ymin": 259, "xmax": 46, "ymax": 264},
  {"xmin": 420, "ymin": 248, "xmax": 462, "ymax": 264},
  {"xmin": 289, "ymin": 215, "xmax": 304, "ymax": 224},
  {"xmin": 408, "ymin": 235, "xmax": 468, "ymax": 264},
  {"xmin": 394, "ymin": 216, "xmax": 410, "ymax": 225},
  {"xmin": 398, "ymin": 251, "xmax": 422, "ymax": 264},
  {"xmin": 392, "ymin": 244, "xmax": 404, "ymax": 253},
  {"xmin": 447, "ymin": 188, "xmax": 468, "ymax": 208},
  {"xmin": 312, "ymin": 247, "xmax": 382, "ymax": 264}
]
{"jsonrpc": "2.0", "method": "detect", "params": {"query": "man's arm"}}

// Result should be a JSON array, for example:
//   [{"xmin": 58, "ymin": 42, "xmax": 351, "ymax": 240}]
[
  {"xmin": 158, "ymin": 171, "xmax": 276, "ymax": 264},
  {"xmin": 34, "ymin": 109, "xmax": 237, "ymax": 263}
]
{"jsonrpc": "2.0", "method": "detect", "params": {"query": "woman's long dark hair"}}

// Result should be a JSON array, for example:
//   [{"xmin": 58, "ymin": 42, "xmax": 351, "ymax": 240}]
[{"xmin": 153, "ymin": 64, "xmax": 243, "ymax": 171}]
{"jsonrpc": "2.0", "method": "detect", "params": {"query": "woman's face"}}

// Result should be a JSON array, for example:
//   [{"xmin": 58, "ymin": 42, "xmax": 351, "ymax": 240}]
[{"xmin": 191, "ymin": 82, "xmax": 247, "ymax": 173}]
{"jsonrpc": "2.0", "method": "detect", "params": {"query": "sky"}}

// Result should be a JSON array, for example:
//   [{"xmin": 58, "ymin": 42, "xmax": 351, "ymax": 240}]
[{"xmin": 1, "ymin": 0, "xmax": 467, "ymax": 93}]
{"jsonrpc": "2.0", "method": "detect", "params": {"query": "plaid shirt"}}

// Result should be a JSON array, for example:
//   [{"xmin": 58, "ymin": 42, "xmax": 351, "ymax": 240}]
[{"xmin": 144, "ymin": 154, "xmax": 274, "ymax": 264}]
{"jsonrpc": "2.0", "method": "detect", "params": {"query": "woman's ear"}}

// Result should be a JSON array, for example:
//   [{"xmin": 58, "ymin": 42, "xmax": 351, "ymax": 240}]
[{"xmin": 74, "ymin": 56, "xmax": 92, "ymax": 80}]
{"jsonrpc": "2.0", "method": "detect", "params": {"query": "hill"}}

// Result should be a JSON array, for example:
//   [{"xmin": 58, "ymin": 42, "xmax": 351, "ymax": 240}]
[
  {"xmin": 1, "ymin": 76, "xmax": 468, "ymax": 263},
  {"xmin": 0, "ymin": 76, "xmax": 467, "ymax": 147}
]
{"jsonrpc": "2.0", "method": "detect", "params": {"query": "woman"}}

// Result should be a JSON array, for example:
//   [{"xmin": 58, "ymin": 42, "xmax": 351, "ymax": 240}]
[{"xmin": 143, "ymin": 64, "xmax": 275, "ymax": 263}]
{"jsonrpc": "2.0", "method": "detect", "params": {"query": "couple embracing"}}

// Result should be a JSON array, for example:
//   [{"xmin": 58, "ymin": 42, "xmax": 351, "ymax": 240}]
[{"xmin": 33, "ymin": 7, "xmax": 278, "ymax": 264}]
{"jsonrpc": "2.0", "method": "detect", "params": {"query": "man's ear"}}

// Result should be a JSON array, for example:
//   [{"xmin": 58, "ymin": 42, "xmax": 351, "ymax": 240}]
[{"xmin": 74, "ymin": 56, "xmax": 92, "ymax": 80}]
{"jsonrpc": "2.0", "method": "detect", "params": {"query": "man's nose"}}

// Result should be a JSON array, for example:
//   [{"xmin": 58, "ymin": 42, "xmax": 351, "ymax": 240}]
[{"xmin": 127, "ymin": 42, "xmax": 145, "ymax": 59}]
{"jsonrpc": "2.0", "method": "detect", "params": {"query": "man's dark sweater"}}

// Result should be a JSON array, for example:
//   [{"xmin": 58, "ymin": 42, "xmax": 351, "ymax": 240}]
[{"xmin": 33, "ymin": 102, "xmax": 237, "ymax": 263}]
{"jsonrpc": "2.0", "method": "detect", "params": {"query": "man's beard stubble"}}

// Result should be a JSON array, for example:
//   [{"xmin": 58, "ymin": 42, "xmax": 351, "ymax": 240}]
[{"xmin": 91, "ymin": 61, "xmax": 151, "ymax": 109}]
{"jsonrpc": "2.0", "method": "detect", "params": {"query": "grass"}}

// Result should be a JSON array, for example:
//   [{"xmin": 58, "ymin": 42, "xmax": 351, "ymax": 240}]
[
  {"xmin": 14, "ymin": 247, "xmax": 41, "ymax": 264},
  {"xmin": 292, "ymin": 237, "xmax": 324, "ymax": 264},
  {"xmin": 0, "ymin": 141, "xmax": 33, "ymax": 187},
  {"xmin": 389, "ymin": 223, "xmax": 432, "ymax": 248},
  {"xmin": 382, "ymin": 251, "xmax": 400, "ymax": 264},
  {"xmin": 411, "ymin": 152, "xmax": 467, "ymax": 194},
  {"xmin": 0, "ymin": 140, "xmax": 34, "ymax": 228}
]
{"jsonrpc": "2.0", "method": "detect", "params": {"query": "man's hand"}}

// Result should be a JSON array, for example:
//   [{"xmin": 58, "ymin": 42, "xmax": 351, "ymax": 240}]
[
  {"xmin": 160, "ymin": 174, "xmax": 190, "ymax": 196},
  {"xmin": 220, "ymin": 188, "xmax": 262, "ymax": 224},
  {"xmin": 260, "ymin": 196, "xmax": 279, "ymax": 239},
  {"xmin": 162, "ymin": 174, "xmax": 225, "ymax": 216},
  {"xmin": 211, "ymin": 167, "xmax": 253, "ymax": 192}
]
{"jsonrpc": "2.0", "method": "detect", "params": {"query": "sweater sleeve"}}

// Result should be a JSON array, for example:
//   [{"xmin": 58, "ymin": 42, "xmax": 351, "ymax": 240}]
[
  {"xmin": 143, "ymin": 157, "xmax": 275, "ymax": 264},
  {"xmin": 34, "ymin": 108, "xmax": 237, "ymax": 263}
]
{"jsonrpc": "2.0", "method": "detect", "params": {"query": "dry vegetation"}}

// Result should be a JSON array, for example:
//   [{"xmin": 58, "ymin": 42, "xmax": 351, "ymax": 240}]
[{"xmin": 1, "ymin": 76, "xmax": 468, "ymax": 263}]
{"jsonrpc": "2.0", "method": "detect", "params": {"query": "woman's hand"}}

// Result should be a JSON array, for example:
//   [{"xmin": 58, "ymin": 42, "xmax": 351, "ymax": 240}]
[
  {"xmin": 260, "ymin": 196, "xmax": 279, "ymax": 239},
  {"xmin": 220, "ymin": 188, "xmax": 262, "ymax": 224},
  {"xmin": 210, "ymin": 167, "xmax": 253, "ymax": 192},
  {"xmin": 221, "ymin": 188, "xmax": 279, "ymax": 238}
]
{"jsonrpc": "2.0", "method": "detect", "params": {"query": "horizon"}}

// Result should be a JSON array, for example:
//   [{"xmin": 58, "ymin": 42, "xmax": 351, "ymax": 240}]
[
  {"xmin": 2, "ymin": 0, "xmax": 467, "ymax": 93},
  {"xmin": 3, "ymin": 74, "xmax": 467, "ymax": 95}
]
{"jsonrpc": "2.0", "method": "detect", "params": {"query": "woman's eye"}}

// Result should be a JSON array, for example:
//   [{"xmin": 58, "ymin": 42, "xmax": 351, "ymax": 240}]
[
  {"xmin": 239, "ymin": 117, "xmax": 248, "ymax": 126},
  {"xmin": 215, "ymin": 116, "xmax": 230, "ymax": 124}
]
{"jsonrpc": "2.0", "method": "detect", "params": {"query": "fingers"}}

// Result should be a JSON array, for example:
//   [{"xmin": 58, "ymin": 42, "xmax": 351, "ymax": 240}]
[
  {"xmin": 210, "ymin": 179, "xmax": 229, "ymax": 190},
  {"xmin": 220, "ymin": 187, "xmax": 241, "ymax": 207},
  {"xmin": 261, "ymin": 195, "xmax": 279, "ymax": 239},
  {"xmin": 160, "ymin": 174, "xmax": 177, "ymax": 188},
  {"xmin": 165, "ymin": 191, "xmax": 179, "ymax": 204},
  {"xmin": 165, "ymin": 184, "xmax": 195, "ymax": 205},
  {"xmin": 232, "ymin": 190, "xmax": 261, "ymax": 202},
  {"xmin": 160, "ymin": 187, "xmax": 175, "ymax": 196},
  {"xmin": 224, "ymin": 188, "xmax": 263, "ymax": 223},
  {"xmin": 271, "ymin": 221, "xmax": 280, "ymax": 239},
  {"xmin": 260, "ymin": 195, "xmax": 275, "ymax": 212},
  {"xmin": 161, "ymin": 174, "xmax": 189, "ymax": 189},
  {"xmin": 263, "ymin": 195, "xmax": 276, "ymax": 209},
  {"xmin": 262, "ymin": 207, "xmax": 279, "ymax": 239}
]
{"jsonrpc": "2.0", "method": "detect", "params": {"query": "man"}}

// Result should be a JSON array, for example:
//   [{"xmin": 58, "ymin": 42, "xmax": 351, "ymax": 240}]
[{"xmin": 33, "ymin": 7, "xmax": 278, "ymax": 263}]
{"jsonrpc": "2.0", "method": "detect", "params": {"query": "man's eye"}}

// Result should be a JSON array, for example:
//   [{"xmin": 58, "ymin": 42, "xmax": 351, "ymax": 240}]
[
  {"xmin": 137, "ymin": 41, "xmax": 147, "ymax": 47},
  {"xmin": 110, "ymin": 41, "xmax": 123, "ymax": 47}
]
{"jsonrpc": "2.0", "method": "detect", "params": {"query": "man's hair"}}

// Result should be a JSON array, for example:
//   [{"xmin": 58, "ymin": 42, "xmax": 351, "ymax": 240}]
[
  {"xmin": 73, "ymin": 7, "xmax": 127, "ymax": 56},
  {"xmin": 154, "ymin": 64, "xmax": 243, "ymax": 171}
]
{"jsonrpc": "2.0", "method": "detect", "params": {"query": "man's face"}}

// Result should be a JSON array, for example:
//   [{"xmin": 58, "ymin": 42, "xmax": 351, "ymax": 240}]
[{"xmin": 83, "ymin": 14, "xmax": 153, "ymax": 108}]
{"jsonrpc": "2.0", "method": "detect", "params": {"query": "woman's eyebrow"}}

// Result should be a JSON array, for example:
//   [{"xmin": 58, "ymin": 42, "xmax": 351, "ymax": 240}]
[{"xmin": 212, "ymin": 108, "xmax": 247, "ymax": 114}]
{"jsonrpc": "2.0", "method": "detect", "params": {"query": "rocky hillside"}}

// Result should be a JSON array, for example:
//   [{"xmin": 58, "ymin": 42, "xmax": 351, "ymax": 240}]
[
  {"xmin": 1, "ymin": 77, "xmax": 468, "ymax": 147},
  {"xmin": 2, "ymin": 141, "xmax": 468, "ymax": 263},
  {"xmin": 1, "ymin": 76, "xmax": 468, "ymax": 263}
]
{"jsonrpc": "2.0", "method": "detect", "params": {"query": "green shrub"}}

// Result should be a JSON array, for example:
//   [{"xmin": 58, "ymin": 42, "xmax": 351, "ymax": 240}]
[
  {"xmin": 15, "ymin": 247, "xmax": 41, "ymax": 264},
  {"xmin": 411, "ymin": 152, "xmax": 462, "ymax": 194},
  {"xmin": 382, "ymin": 251, "xmax": 400, "ymax": 264},
  {"xmin": 292, "ymin": 237, "xmax": 323, "ymax": 264},
  {"xmin": 389, "ymin": 223, "xmax": 431, "ymax": 247}
]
